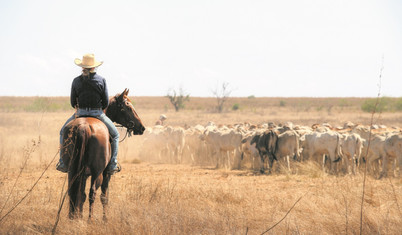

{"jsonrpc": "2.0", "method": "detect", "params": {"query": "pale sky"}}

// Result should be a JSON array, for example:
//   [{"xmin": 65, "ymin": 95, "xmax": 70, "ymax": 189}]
[{"xmin": 0, "ymin": 0, "xmax": 401, "ymax": 97}]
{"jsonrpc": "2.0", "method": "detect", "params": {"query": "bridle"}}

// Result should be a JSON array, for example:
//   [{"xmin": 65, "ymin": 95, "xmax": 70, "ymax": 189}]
[{"xmin": 115, "ymin": 99, "xmax": 137, "ymax": 142}]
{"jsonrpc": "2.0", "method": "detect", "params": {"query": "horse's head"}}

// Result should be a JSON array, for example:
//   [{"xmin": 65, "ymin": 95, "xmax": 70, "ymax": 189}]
[{"xmin": 106, "ymin": 88, "xmax": 145, "ymax": 135}]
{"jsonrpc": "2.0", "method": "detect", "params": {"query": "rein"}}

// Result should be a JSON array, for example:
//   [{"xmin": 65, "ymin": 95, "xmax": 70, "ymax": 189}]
[{"xmin": 115, "ymin": 124, "xmax": 130, "ymax": 143}]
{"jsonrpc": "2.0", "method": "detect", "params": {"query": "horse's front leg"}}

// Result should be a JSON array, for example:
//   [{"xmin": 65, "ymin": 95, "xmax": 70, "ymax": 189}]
[
  {"xmin": 100, "ymin": 173, "xmax": 111, "ymax": 222},
  {"xmin": 89, "ymin": 174, "xmax": 103, "ymax": 221}
]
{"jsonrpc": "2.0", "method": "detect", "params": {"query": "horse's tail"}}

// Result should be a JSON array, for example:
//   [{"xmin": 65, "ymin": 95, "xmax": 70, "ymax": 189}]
[
  {"xmin": 68, "ymin": 123, "xmax": 91, "ymax": 218},
  {"xmin": 79, "ymin": 124, "xmax": 90, "ymax": 169},
  {"xmin": 71, "ymin": 124, "xmax": 90, "ymax": 175}
]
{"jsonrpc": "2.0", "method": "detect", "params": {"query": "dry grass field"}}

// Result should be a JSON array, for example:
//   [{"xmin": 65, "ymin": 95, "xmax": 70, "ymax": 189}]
[{"xmin": 0, "ymin": 96, "xmax": 401, "ymax": 234}]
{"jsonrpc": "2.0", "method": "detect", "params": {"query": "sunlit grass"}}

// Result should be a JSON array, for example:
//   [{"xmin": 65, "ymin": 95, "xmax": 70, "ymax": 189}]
[{"xmin": 0, "ymin": 97, "xmax": 401, "ymax": 234}]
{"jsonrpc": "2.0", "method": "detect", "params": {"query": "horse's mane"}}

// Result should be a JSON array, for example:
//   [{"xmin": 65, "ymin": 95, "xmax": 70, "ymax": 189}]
[{"xmin": 125, "ymin": 95, "xmax": 132, "ymax": 102}]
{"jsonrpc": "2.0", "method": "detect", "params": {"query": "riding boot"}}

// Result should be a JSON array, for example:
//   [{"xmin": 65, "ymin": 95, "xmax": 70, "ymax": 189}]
[
  {"xmin": 107, "ymin": 156, "xmax": 119, "ymax": 174},
  {"xmin": 107, "ymin": 136, "xmax": 120, "ymax": 174}
]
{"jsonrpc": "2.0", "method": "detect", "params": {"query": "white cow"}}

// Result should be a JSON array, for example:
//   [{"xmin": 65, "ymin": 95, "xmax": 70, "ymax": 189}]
[
  {"xmin": 183, "ymin": 125, "xmax": 207, "ymax": 165},
  {"xmin": 380, "ymin": 133, "xmax": 402, "ymax": 178},
  {"xmin": 361, "ymin": 135, "xmax": 386, "ymax": 177},
  {"xmin": 274, "ymin": 130, "xmax": 300, "ymax": 172},
  {"xmin": 165, "ymin": 126, "xmax": 186, "ymax": 164},
  {"xmin": 240, "ymin": 131, "xmax": 261, "ymax": 170},
  {"xmin": 340, "ymin": 133, "xmax": 363, "ymax": 174},
  {"xmin": 140, "ymin": 126, "xmax": 169, "ymax": 162},
  {"xmin": 300, "ymin": 131, "xmax": 343, "ymax": 173},
  {"xmin": 139, "ymin": 126, "xmax": 185, "ymax": 164},
  {"xmin": 200, "ymin": 129, "xmax": 243, "ymax": 170}
]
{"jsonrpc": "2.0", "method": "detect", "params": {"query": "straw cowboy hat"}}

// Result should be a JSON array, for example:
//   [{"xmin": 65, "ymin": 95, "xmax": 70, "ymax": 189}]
[{"xmin": 74, "ymin": 54, "xmax": 103, "ymax": 68}]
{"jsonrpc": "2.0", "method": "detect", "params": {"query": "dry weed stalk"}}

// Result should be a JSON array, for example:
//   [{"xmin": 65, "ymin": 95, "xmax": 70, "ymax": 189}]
[
  {"xmin": 53, "ymin": 126, "xmax": 86, "ymax": 234},
  {"xmin": 0, "ymin": 138, "xmax": 39, "ymax": 216},
  {"xmin": 260, "ymin": 194, "xmax": 305, "ymax": 234},
  {"xmin": 342, "ymin": 194, "xmax": 349, "ymax": 234},
  {"xmin": 360, "ymin": 58, "xmax": 384, "ymax": 234},
  {"xmin": 51, "ymin": 166, "xmax": 85, "ymax": 235},
  {"xmin": 0, "ymin": 137, "xmax": 59, "ymax": 224},
  {"xmin": 387, "ymin": 178, "xmax": 402, "ymax": 219}
]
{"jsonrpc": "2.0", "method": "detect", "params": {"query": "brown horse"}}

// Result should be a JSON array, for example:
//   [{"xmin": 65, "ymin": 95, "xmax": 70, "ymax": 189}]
[{"xmin": 61, "ymin": 88, "xmax": 145, "ymax": 220}]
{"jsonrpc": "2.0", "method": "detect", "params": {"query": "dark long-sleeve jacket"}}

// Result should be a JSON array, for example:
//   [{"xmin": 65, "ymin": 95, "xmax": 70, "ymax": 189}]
[{"xmin": 70, "ymin": 73, "xmax": 109, "ymax": 109}]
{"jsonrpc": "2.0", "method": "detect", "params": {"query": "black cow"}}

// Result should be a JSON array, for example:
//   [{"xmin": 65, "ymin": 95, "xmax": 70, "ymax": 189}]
[{"xmin": 250, "ymin": 130, "xmax": 278, "ymax": 174}]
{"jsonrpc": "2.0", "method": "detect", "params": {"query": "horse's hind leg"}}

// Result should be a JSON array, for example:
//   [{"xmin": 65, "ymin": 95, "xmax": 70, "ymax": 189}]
[
  {"xmin": 89, "ymin": 175, "xmax": 103, "ymax": 221},
  {"xmin": 79, "ymin": 175, "xmax": 88, "ymax": 219},
  {"xmin": 100, "ymin": 173, "xmax": 111, "ymax": 222},
  {"xmin": 68, "ymin": 173, "xmax": 87, "ymax": 219},
  {"xmin": 68, "ymin": 174, "xmax": 77, "ymax": 219}
]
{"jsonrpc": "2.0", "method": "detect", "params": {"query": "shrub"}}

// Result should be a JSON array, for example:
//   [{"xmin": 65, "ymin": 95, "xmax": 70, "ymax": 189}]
[
  {"xmin": 279, "ymin": 100, "xmax": 286, "ymax": 107},
  {"xmin": 361, "ymin": 99, "xmax": 380, "ymax": 112},
  {"xmin": 338, "ymin": 98, "xmax": 351, "ymax": 107},
  {"xmin": 232, "ymin": 103, "xmax": 240, "ymax": 111},
  {"xmin": 361, "ymin": 97, "xmax": 393, "ymax": 112},
  {"xmin": 316, "ymin": 106, "xmax": 323, "ymax": 111},
  {"xmin": 395, "ymin": 98, "xmax": 402, "ymax": 111},
  {"xmin": 23, "ymin": 97, "xmax": 71, "ymax": 112}
]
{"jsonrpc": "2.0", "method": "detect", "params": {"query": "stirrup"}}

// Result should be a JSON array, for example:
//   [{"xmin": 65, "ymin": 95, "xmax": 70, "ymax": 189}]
[{"xmin": 56, "ymin": 162, "xmax": 68, "ymax": 173}]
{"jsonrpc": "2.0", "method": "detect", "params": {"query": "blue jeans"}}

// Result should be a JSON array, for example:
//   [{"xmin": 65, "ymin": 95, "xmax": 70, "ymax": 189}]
[{"xmin": 59, "ymin": 109, "xmax": 119, "ymax": 166}]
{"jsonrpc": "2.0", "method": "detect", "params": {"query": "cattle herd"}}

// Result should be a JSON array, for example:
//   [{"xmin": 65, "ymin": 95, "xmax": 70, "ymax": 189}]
[{"xmin": 136, "ymin": 121, "xmax": 402, "ymax": 178}]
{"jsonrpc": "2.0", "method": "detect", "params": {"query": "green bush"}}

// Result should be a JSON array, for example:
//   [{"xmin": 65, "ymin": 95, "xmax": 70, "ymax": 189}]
[
  {"xmin": 232, "ymin": 103, "xmax": 240, "ymax": 111},
  {"xmin": 279, "ymin": 100, "xmax": 286, "ymax": 107},
  {"xmin": 24, "ymin": 97, "xmax": 71, "ymax": 112},
  {"xmin": 361, "ymin": 97, "xmax": 397, "ymax": 112},
  {"xmin": 24, "ymin": 97, "xmax": 50, "ymax": 112},
  {"xmin": 338, "ymin": 99, "xmax": 351, "ymax": 107},
  {"xmin": 395, "ymin": 98, "xmax": 402, "ymax": 111},
  {"xmin": 361, "ymin": 99, "xmax": 381, "ymax": 113}
]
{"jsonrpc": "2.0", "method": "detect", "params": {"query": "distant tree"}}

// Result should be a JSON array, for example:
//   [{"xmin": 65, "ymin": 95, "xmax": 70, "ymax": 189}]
[
  {"xmin": 212, "ymin": 82, "xmax": 232, "ymax": 113},
  {"xmin": 166, "ymin": 87, "xmax": 190, "ymax": 112}
]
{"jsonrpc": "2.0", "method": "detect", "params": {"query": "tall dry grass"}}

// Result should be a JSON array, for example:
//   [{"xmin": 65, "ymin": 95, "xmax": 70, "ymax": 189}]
[
  {"xmin": 1, "ymin": 163, "xmax": 401, "ymax": 234},
  {"xmin": 0, "ymin": 97, "xmax": 401, "ymax": 234}
]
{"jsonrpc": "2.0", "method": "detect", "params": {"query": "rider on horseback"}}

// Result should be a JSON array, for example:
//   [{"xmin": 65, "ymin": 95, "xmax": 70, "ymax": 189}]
[{"xmin": 57, "ymin": 54, "xmax": 120, "ymax": 174}]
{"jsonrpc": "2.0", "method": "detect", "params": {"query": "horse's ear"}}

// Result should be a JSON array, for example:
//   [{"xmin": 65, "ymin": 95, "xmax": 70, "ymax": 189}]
[
  {"xmin": 118, "ymin": 89, "xmax": 127, "ymax": 102},
  {"xmin": 126, "ymin": 89, "xmax": 130, "ymax": 96}
]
